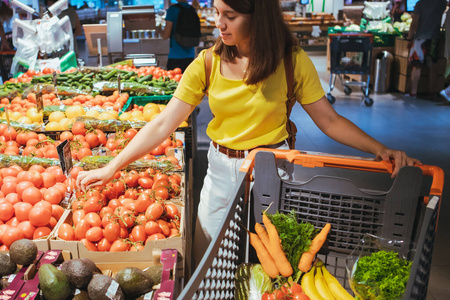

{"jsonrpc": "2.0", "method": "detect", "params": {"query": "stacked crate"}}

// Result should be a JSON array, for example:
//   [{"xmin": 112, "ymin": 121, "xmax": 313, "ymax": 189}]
[{"xmin": 394, "ymin": 37, "xmax": 446, "ymax": 94}]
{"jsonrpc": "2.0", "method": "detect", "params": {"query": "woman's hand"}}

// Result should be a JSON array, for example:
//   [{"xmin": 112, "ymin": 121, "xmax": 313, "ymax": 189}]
[
  {"xmin": 375, "ymin": 148, "xmax": 422, "ymax": 178},
  {"xmin": 76, "ymin": 166, "xmax": 115, "ymax": 191}
]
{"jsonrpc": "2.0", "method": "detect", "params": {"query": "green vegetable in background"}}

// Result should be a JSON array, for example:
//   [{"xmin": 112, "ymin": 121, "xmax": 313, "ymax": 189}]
[
  {"xmin": 235, "ymin": 263, "xmax": 273, "ymax": 300},
  {"xmin": 351, "ymin": 250, "xmax": 411, "ymax": 300},
  {"xmin": 266, "ymin": 211, "xmax": 317, "ymax": 274}
]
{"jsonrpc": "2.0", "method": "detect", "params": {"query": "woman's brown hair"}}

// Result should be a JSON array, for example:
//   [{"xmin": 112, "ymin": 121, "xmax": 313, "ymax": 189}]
[{"xmin": 214, "ymin": 0, "xmax": 296, "ymax": 85}]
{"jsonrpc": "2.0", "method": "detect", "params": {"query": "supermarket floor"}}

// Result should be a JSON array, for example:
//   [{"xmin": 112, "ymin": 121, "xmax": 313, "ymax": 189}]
[{"xmin": 191, "ymin": 51, "xmax": 450, "ymax": 300}]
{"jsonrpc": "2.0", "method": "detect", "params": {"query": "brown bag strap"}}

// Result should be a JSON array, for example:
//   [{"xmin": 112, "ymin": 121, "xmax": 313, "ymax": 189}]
[
  {"xmin": 284, "ymin": 51, "xmax": 297, "ymax": 149},
  {"xmin": 204, "ymin": 47, "xmax": 213, "ymax": 94}
]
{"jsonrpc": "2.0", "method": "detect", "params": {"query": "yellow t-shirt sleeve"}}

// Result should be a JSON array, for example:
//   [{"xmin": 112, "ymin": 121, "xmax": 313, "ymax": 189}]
[
  {"xmin": 294, "ymin": 49, "xmax": 326, "ymax": 105},
  {"xmin": 173, "ymin": 49, "xmax": 207, "ymax": 106}
]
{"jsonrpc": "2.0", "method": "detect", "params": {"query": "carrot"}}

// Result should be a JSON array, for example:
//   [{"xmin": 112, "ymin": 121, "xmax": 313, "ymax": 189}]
[
  {"xmin": 298, "ymin": 223, "xmax": 331, "ymax": 272},
  {"xmin": 262, "ymin": 213, "xmax": 293, "ymax": 277},
  {"xmin": 255, "ymin": 223, "xmax": 271, "ymax": 251},
  {"xmin": 248, "ymin": 231, "xmax": 280, "ymax": 278}
]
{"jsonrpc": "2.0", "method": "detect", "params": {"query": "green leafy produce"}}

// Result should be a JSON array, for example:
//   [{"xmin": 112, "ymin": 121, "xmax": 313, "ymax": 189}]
[
  {"xmin": 266, "ymin": 211, "xmax": 317, "ymax": 273},
  {"xmin": 351, "ymin": 250, "xmax": 412, "ymax": 300},
  {"xmin": 235, "ymin": 263, "xmax": 273, "ymax": 300}
]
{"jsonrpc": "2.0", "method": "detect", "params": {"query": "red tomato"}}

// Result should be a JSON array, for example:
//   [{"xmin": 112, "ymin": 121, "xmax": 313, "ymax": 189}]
[
  {"xmin": 71, "ymin": 122, "xmax": 87, "ymax": 135},
  {"xmin": 28, "ymin": 205, "xmax": 52, "ymax": 227},
  {"xmin": 104, "ymin": 222, "xmax": 120, "ymax": 243},
  {"xmin": 130, "ymin": 224, "xmax": 146, "ymax": 243},
  {"xmin": 2, "ymin": 227, "xmax": 25, "ymax": 247},
  {"xmin": 76, "ymin": 148, "xmax": 93, "ymax": 160},
  {"xmin": 145, "ymin": 233, "xmax": 165, "ymax": 244},
  {"xmin": 144, "ymin": 220, "xmax": 161, "ymax": 236},
  {"xmin": 80, "ymin": 238, "xmax": 98, "ymax": 251},
  {"xmin": 97, "ymin": 238, "xmax": 112, "ymax": 252},
  {"xmin": 69, "ymin": 166, "xmax": 84, "ymax": 180},
  {"xmin": 292, "ymin": 293, "xmax": 310, "ymax": 300},
  {"xmin": 17, "ymin": 221, "xmax": 36, "ymax": 239},
  {"xmin": 84, "ymin": 212, "xmax": 102, "ymax": 227},
  {"xmin": 85, "ymin": 226, "xmax": 103, "ymax": 242},
  {"xmin": 289, "ymin": 283, "xmax": 303, "ymax": 294},
  {"xmin": 0, "ymin": 202, "xmax": 14, "ymax": 222},
  {"xmin": 44, "ymin": 187, "xmax": 64, "ymax": 205},
  {"xmin": 124, "ymin": 173, "xmax": 140, "ymax": 188},
  {"xmin": 145, "ymin": 202, "xmax": 164, "ymax": 221},
  {"xmin": 85, "ymin": 132, "xmax": 99, "ymax": 148},
  {"xmin": 152, "ymin": 178, "xmax": 169, "ymax": 189},
  {"xmin": 14, "ymin": 202, "xmax": 32, "ymax": 222},
  {"xmin": 110, "ymin": 239, "xmax": 130, "ymax": 252},
  {"xmin": 83, "ymin": 197, "xmax": 103, "ymax": 213},
  {"xmin": 130, "ymin": 243, "xmax": 145, "ymax": 251},
  {"xmin": 1, "ymin": 181, "xmax": 17, "ymax": 196},
  {"xmin": 154, "ymin": 186, "xmax": 169, "ymax": 200},
  {"xmin": 16, "ymin": 181, "xmax": 34, "ymax": 198},
  {"xmin": 74, "ymin": 219, "xmax": 91, "ymax": 240},
  {"xmin": 150, "ymin": 145, "xmax": 165, "ymax": 156},
  {"xmin": 165, "ymin": 203, "xmax": 179, "ymax": 220},
  {"xmin": 51, "ymin": 204, "xmax": 65, "ymax": 220},
  {"xmin": 113, "ymin": 180, "xmax": 126, "ymax": 196},
  {"xmin": 41, "ymin": 172, "xmax": 56, "ymax": 188},
  {"xmin": 135, "ymin": 193, "xmax": 153, "ymax": 213},
  {"xmin": 262, "ymin": 292, "xmax": 276, "ymax": 300},
  {"xmin": 33, "ymin": 226, "xmax": 52, "ymax": 239},
  {"xmin": 138, "ymin": 177, "xmax": 154, "ymax": 189},
  {"xmin": 158, "ymin": 220, "xmax": 170, "ymax": 237},
  {"xmin": 72, "ymin": 209, "xmax": 85, "ymax": 226},
  {"xmin": 58, "ymin": 223, "xmax": 75, "ymax": 241},
  {"xmin": 124, "ymin": 128, "xmax": 138, "ymax": 140}
]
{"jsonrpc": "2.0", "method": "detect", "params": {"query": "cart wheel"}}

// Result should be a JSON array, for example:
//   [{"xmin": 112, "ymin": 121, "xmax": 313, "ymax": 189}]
[
  {"xmin": 344, "ymin": 85, "xmax": 352, "ymax": 95},
  {"xmin": 327, "ymin": 93, "xmax": 336, "ymax": 104},
  {"xmin": 364, "ymin": 97, "xmax": 374, "ymax": 107}
]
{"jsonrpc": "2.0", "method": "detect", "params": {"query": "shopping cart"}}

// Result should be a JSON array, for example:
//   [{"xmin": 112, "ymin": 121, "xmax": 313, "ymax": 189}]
[
  {"xmin": 328, "ymin": 34, "xmax": 374, "ymax": 107},
  {"xmin": 178, "ymin": 149, "xmax": 444, "ymax": 300}
]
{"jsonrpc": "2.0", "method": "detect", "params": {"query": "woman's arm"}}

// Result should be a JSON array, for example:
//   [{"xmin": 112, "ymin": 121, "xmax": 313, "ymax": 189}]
[
  {"xmin": 77, "ymin": 97, "xmax": 195, "ymax": 190},
  {"xmin": 302, "ymin": 96, "xmax": 421, "ymax": 176}
]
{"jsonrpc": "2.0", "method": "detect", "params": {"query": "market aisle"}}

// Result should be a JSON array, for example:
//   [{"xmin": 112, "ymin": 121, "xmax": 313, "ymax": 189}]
[{"xmin": 192, "ymin": 51, "xmax": 450, "ymax": 300}]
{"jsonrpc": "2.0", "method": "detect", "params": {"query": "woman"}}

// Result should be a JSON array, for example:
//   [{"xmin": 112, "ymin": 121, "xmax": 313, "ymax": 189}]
[
  {"xmin": 0, "ymin": 0, "xmax": 13, "ymax": 51},
  {"xmin": 77, "ymin": 0, "xmax": 420, "ymax": 241}
]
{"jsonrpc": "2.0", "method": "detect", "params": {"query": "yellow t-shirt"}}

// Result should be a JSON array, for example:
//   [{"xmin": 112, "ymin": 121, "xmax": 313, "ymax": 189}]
[{"xmin": 174, "ymin": 47, "xmax": 325, "ymax": 150}]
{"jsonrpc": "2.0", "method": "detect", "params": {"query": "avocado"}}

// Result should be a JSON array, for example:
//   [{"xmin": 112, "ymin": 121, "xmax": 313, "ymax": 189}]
[
  {"xmin": 72, "ymin": 289, "xmax": 90, "ymax": 300},
  {"xmin": 144, "ymin": 265, "xmax": 163, "ymax": 286},
  {"xmin": 9, "ymin": 239, "xmax": 38, "ymax": 266},
  {"xmin": 115, "ymin": 267, "xmax": 154, "ymax": 298},
  {"xmin": 39, "ymin": 263, "xmax": 72, "ymax": 300},
  {"xmin": 0, "ymin": 253, "xmax": 17, "ymax": 276},
  {"xmin": 87, "ymin": 274, "xmax": 125, "ymax": 300},
  {"xmin": 60, "ymin": 259, "xmax": 93, "ymax": 289},
  {"xmin": 79, "ymin": 258, "xmax": 102, "ymax": 274}
]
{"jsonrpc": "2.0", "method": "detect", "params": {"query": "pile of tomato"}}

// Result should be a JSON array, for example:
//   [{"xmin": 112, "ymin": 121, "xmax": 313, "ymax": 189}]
[
  {"xmin": 0, "ymin": 164, "xmax": 75, "ymax": 250},
  {"xmin": 57, "ymin": 167, "xmax": 182, "ymax": 252},
  {"xmin": 5, "ymin": 68, "xmax": 57, "ymax": 84},
  {"xmin": 262, "ymin": 282, "xmax": 310, "ymax": 300}
]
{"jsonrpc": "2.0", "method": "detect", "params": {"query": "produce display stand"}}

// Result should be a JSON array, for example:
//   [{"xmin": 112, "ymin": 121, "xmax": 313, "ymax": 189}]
[{"xmin": 178, "ymin": 149, "xmax": 444, "ymax": 300}]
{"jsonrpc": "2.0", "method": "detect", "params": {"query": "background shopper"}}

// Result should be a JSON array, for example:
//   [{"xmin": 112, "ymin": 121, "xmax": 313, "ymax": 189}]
[
  {"xmin": 440, "ymin": 2, "xmax": 450, "ymax": 103},
  {"xmin": 406, "ymin": 0, "xmax": 446, "ymax": 98},
  {"xmin": 159, "ymin": 0, "xmax": 198, "ymax": 72},
  {"xmin": 0, "ymin": 0, "xmax": 13, "ymax": 51},
  {"xmin": 77, "ymin": 0, "xmax": 420, "ymax": 246}
]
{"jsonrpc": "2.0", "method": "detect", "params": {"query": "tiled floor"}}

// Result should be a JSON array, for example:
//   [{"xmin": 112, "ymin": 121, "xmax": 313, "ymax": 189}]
[{"xmin": 192, "ymin": 51, "xmax": 450, "ymax": 299}]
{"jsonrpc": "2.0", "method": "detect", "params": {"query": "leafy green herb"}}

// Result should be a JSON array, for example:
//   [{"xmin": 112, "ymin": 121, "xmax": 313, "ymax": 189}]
[
  {"xmin": 352, "ymin": 250, "xmax": 412, "ymax": 300},
  {"xmin": 266, "ymin": 211, "xmax": 317, "ymax": 273}
]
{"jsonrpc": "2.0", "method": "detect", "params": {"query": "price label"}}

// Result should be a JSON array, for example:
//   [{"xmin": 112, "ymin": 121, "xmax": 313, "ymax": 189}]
[
  {"xmin": 57, "ymin": 140, "xmax": 73, "ymax": 176},
  {"xmin": 117, "ymin": 74, "xmax": 121, "ymax": 96},
  {"xmin": 36, "ymin": 92, "xmax": 44, "ymax": 113}
]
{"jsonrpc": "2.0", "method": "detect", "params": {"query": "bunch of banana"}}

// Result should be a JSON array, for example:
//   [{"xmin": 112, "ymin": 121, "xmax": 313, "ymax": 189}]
[{"xmin": 301, "ymin": 260, "xmax": 355, "ymax": 300}]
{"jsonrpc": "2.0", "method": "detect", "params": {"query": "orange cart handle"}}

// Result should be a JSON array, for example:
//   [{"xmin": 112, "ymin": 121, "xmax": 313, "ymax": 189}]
[{"xmin": 240, "ymin": 149, "xmax": 444, "ymax": 197}]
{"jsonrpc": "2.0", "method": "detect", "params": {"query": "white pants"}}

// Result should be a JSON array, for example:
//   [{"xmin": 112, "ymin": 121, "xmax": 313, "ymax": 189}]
[{"xmin": 197, "ymin": 141, "xmax": 290, "ymax": 239}]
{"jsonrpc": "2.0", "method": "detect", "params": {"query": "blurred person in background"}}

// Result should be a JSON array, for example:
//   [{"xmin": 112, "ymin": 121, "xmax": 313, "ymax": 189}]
[
  {"xmin": 406, "ymin": 0, "xmax": 446, "ymax": 98},
  {"xmin": 158, "ymin": 0, "xmax": 198, "ymax": 72},
  {"xmin": 0, "ymin": 0, "xmax": 13, "ymax": 51},
  {"xmin": 391, "ymin": 0, "xmax": 405, "ymax": 23},
  {"xmin": 439, "ymin": 1, "xmax": 450, "ymax": 103}
]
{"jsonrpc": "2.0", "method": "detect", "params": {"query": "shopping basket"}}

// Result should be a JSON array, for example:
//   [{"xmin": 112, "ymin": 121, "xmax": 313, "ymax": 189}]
[
  {"xmin": 327, "ymin": 34, "xmax": 374, "ymax": 107},
  {"xmin": 178, "ymin": 149, "xmax": 444, "ymax": 300}
]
